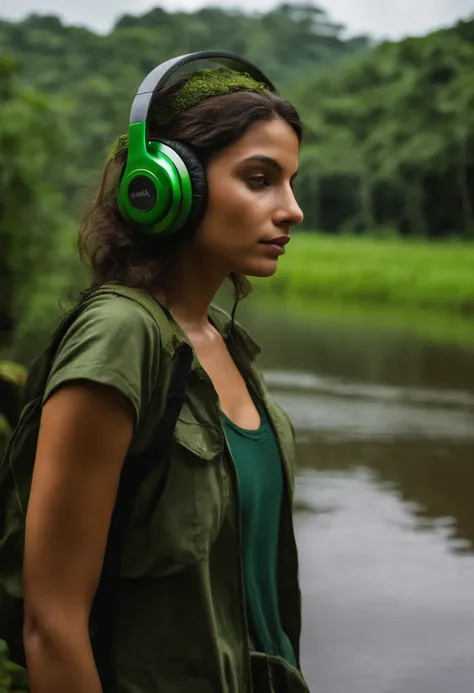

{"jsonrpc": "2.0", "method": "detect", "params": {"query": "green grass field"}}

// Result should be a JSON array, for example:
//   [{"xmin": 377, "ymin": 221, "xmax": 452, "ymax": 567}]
[
  {"xmin": 4, "ymin": 232, "xmax": 474, "ymax": 363},
  {"xmin": 255, "ymin": 233, "xmax": 474, "ymax": 314}
]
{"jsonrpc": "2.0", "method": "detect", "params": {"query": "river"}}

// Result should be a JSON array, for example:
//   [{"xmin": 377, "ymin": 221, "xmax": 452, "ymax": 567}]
[{"xmin": 240, "ymin": 298, "xmax": 474, "ymax": 693}]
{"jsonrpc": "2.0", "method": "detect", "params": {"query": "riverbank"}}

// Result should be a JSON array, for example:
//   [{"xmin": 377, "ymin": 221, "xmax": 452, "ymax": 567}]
[
  {"xmin": 5, "ymin": 233, "xmax": 474, "ymax": 365},
  {"xmin": 254, "ymin": 233, "xmax": 474, "ymax": 314}
]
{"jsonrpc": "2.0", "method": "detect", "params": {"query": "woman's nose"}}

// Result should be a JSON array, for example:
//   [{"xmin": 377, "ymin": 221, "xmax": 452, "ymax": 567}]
[{"xmin": 275, "ymin": 191, "xmax": 304, "ymax": 227}]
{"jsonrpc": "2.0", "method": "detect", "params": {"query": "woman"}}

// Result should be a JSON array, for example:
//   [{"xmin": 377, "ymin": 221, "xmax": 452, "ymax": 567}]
[{"xmin": 22, "ymin": 53, "xmax": 309, "ymax": 693}]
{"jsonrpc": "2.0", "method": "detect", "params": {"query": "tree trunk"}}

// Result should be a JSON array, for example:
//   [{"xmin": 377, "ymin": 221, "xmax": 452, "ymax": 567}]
[
  {"xmin": 359, "ymin": 172, "xmax": 375, "ymax": 231},
  {"xmin": 312, "ymin": 174, "xmax": 321, "ymax": 231},
  {"xmin": 456, "ymin": 134, "xmax": 474, "ymax": 236},
  {"xmin": 0, "ymin": 203, "xmax": 15, "ymax": 343},
  {"xmin": 405, "ymin": 178, "xmax": 428, "ymax": 237}
]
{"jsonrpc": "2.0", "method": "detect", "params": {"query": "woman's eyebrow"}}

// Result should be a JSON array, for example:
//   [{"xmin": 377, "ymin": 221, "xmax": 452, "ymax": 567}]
[{"xmin": 242, "ymin": 154, "xmax": 299, "ymax": 180}]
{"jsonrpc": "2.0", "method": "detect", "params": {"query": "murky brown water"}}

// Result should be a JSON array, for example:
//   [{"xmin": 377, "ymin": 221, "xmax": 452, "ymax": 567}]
[{"xmin": 241, "ymin": 300, "xmax": 474, "ymax": 693}]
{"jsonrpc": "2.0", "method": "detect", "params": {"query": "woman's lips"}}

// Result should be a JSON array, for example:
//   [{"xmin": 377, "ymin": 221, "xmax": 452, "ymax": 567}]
[
  {"xmin": 261, "ymin": 236, "xmax": 290, "ymax": 247},
  {"xmin": 259, "ymin": 236, "xmax": 290, "ymax": 255}
]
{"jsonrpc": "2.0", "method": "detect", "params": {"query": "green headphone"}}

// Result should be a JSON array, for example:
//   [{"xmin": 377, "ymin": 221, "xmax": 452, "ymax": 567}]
[{"xmin": 117, "ymin": 51, "xmax": 276, "ymax": 236}]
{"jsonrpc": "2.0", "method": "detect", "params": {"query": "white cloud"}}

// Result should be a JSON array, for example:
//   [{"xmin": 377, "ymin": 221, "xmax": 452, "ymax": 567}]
[{"xmin": 1, "ymin": 0, "xmax": 473, "ymax": 39}]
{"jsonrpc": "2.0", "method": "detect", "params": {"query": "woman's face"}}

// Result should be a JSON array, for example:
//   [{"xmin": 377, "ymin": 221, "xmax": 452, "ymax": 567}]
[{"xmin": 194, "ymin": 117, "xmax": 303, "ymax": 277}]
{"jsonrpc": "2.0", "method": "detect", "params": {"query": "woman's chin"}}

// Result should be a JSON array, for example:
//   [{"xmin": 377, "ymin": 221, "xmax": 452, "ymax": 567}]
[{"xmin": 241, "ymin": 259, "xmax": 279, "ymax": 278}]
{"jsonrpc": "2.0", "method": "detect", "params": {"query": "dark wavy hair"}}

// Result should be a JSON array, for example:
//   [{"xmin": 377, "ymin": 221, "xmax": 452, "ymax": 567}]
[{"xmin": 77, "ymin": 81, "xmax": 303, "ymax": 303}]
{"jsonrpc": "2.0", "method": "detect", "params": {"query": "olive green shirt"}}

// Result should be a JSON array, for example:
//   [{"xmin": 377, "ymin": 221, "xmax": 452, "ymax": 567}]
[
  {"xmin": 43, "ymin": 292, "xmax": 161, "ymax": 425},
  {"xmin": 39, "ymin": 285, "xmax": 308, "ymax": 693}
]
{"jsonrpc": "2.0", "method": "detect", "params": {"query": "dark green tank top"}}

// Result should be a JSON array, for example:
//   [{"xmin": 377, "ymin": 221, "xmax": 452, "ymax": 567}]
[{"xmin": 222, "ymin": 394, "xmax": 296, "ymax": 667}]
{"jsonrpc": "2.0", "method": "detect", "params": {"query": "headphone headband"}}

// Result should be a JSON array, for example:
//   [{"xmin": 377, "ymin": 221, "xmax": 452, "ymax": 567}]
[
  {"xmin": 119, "ymin": 50, "xmax": 278, "ymax": 235},
  {"xmin": 129, "ymin": 50, "xmax": 277, "ymax": 125}
]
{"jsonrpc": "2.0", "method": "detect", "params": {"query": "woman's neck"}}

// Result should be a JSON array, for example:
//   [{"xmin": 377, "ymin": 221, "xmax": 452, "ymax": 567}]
[{"xmin": 156, "ymin": 244, "xmax": 229, "ymax": 333}]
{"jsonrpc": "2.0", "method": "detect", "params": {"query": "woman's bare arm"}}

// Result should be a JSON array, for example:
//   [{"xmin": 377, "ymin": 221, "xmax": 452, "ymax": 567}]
[{"xmin": 23, "ymin": 381, "xmax": 135, "ymax": 693}]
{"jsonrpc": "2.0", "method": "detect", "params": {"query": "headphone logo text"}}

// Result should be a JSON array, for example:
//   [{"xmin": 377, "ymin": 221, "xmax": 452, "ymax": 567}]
[{"xmin": 131, "ymin": 190, "xmax": 151, "ymax": 199}]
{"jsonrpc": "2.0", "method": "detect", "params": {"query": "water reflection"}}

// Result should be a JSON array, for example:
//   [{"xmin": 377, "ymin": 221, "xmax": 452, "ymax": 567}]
[
  {"xmin": 266, "ymin": 370, "xmax": 474, "ymax": 554},
  {"xmin": 295, "ymin": 438, "xmax": 474, "ymax": 553},
  {"xmin": 270, "ymin": 372, "xmax": 474, "ymax": 443},
  {"xmin": 266, "ymin": 369, "xmax": 474, "ymax": 551},
  {"xmin": 239, "ymin": 299, "xmax": 474, "ymax": 693},
  {"xmin": 295, "ymin": 469, "xmax": 474, "ymax": 693}
]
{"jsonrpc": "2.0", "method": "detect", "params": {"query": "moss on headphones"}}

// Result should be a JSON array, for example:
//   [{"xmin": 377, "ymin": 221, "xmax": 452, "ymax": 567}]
[
  {"xmin": 110, "ymin": 68, "xmax": 268, "ymax": 158},
  {"xmin": 152, "ymin": 68, "xmax": 268, "ymax": 124}
]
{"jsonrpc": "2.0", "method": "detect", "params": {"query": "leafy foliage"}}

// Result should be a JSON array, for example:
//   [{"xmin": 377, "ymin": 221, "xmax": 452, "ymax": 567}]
[
  {"xmin": 0, "ymin": 55, "xmax": 72, "ymax": 336},
  {"xmin": 0, "ymin": 640, "xmax": 28, "ymax": 693}
]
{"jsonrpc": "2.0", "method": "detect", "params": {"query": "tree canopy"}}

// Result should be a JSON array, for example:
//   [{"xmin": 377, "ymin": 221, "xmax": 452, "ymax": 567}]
[
  {"xmin": 293, "ymin": 19, "xmax": 474, "ymax": 237},
  {"xmin": 0, "ymin": 54, "xmax": 70, "ymax": 337},
  {"xmin": 0, "ymin": 2, "xmax": 474, "ymax": 342}
]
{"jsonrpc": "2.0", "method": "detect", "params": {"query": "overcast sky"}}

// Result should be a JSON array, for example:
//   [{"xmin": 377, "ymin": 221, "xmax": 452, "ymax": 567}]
[{"xmin": 1, "ymin": 0, "xmax": 473, "ymax": 40}]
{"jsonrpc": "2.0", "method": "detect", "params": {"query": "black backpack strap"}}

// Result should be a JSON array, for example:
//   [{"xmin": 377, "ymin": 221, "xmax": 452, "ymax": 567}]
[
  {"xmin": 20, "ymin": 285, "xmax": 193, "ymax": 689},
  {"xmin": 91, "ymin": 342, "xmax": 193, "ymax": 692}
]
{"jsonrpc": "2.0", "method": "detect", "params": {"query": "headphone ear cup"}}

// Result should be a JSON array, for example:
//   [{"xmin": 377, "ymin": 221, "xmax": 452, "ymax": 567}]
[{"xmin": 157, "ymin": 138, "xmax": 208, "ymax": 234}]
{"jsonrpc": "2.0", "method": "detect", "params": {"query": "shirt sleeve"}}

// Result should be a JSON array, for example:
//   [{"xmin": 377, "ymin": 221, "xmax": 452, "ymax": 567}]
[{"xmin": 42, "ymin": 293, "xmax": 161, "ymax": 427}]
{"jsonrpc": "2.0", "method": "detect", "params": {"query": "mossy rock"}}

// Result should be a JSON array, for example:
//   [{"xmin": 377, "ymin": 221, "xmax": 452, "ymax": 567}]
[
  {"xmin": 0, "ymin": 414, "xmax": 12, "ymax": 453},
  {"xmin": 0, "ymin": 365, "xmax": 29, "ymax": 691},
  {"xmin": 0, "ymin": 641, "xmax": 28, "ymax": 693},
  {"xmin": 0, "ymin": 363, "xmax": 26, "ymax": 388},
  {"xmin": 0, "ymin": 362, "xmax": 26, "ymax": 435}
]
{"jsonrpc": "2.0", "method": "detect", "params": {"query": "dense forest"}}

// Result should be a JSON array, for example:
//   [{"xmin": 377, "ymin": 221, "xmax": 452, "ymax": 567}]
[
  {"xmin": 296, "ymin": 20, "xmax": 474, "ymax": 238},
  {"xmin": 0, "ymin": 4, "xmax": 370, "ymax": 219},
  {"xmin": 1, "ymin": 2, "xmax": 474, "ymax": 346}
]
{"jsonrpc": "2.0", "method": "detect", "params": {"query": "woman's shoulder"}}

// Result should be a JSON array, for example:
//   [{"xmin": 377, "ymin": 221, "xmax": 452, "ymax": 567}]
[
  {"xmin": 76, "ymin": 284, "xmax": 167, "ymax": 337},
  {"xmin": 42, "ymin": 285, "xmax": 167, "ymax": 421}
]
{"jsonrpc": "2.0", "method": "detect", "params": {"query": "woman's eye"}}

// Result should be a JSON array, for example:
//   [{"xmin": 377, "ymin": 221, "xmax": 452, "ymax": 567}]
[{"xmin": 246, "ymin": 175, "xmax": 269, "ymax": 189}]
